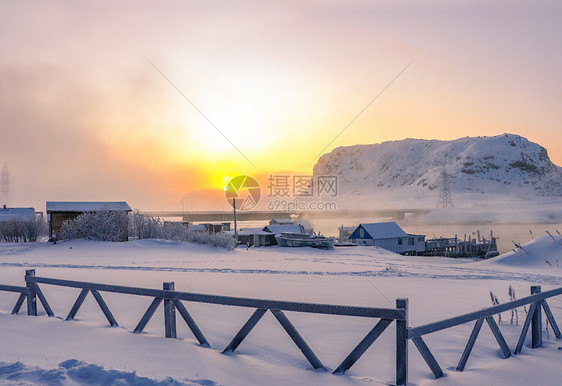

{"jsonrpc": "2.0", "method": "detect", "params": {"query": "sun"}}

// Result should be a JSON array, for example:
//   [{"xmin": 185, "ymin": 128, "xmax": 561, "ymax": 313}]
[{"xmin": 222, "ymin": 175, "xmax": 232, "ymax": 191}]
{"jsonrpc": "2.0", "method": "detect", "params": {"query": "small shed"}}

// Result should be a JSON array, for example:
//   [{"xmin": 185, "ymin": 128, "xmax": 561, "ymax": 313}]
[
  {"xmin": 349, "ymin": 222, "xmax": 425, "ymax": 255},
  {"xmin": 198, "ymin": 222, "xmax": 231, "ymax": 233},
  {"xmin": 46, "ymin": 201, "xmax": 132, "ymax": 240},
  {"xmin": 0, "ymin": 206, "xmax": 36, "ymax": 222},
  {"xmin": 231, "ymin": 228, "xmax": 277, "ymax": 247}
]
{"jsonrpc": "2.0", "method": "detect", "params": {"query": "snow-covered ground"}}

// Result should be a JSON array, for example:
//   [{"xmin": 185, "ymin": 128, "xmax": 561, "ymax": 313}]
[{"xmin": 0, "ymin": 235, "xmax": 561, "ymax": 385}]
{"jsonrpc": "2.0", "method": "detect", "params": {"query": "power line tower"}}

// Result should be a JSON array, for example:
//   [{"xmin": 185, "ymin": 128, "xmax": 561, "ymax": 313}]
[
  {"xmin": 436, "ymin": 166, "xmax": 454, "ymax": 208},
  {"xmin": 1, "ymin": 162, "xmax": 8, "ymax": 207}
]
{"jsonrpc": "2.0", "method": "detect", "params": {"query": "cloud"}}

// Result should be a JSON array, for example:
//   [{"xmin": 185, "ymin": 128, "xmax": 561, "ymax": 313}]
[{"xmin": 0, "ymin": 62, "xmax": 212, "ymax": 210}]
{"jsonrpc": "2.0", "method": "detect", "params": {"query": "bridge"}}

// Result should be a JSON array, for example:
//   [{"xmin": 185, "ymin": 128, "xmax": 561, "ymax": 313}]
[{"xmin": 143, "ymin": 209, "xmax": 431, "ymax": 222}]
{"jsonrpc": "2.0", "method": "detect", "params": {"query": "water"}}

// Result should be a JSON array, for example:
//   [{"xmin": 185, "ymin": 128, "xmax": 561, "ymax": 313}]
[
  {"xmin": 226, "ymin": 218, "xmax": 561, "ymax": 255},
  {"xmin": 311, "ymin": 220, "xmax": 561, "ymax": 254}
]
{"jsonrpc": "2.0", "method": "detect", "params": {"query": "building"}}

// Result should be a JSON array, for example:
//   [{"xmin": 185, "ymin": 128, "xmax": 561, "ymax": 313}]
[
  {"xmin": 0, "ymin": 206, "xmax": 40, "ymax": 242},
  {"xmin": 348, "ymin": 222, "xmax": 425, "ymax": 255},
  {"xmin": 269, "ymin": 219, "xmax": 294, "ymax": 226},
  {"xmin": 231, "ymin": 228, "xmax": 277, "ymax": 247},
  {"xmin": 261, "ymin": 224, "xmax": 308, "ymax": 246},
  {"xmin": 187, "ymin": 224, "xmax": 207, "ymax": 232},
  {"xmin": 269, "ymin": 219, "xmax": 314, "ymax": 234},
  {"xmin": 262, "ymin": 224, "xmax": 307, "ymax": 235},
  {"xmin": 198, "ymin": 222, "xmax": 231, "ymax": 233},
  {"xmin": 46, "ymin": 201, "xmax": 132, "ymax": 241},
  {"xmin": 0, "ymin": 206, "xmax": 36, "ymax": 222}
]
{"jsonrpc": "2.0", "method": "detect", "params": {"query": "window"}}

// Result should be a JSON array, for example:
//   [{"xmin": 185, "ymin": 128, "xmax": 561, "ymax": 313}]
[
  {"xmin": 408, "ymin": 237, "xmax": 414, "ymax": 246},
  {"xmin": 398, "ymin": 238, "xmax": 402, "ymax": 245},
  {"xmin": 359, "ymin": 228, "xmax": 364, "ymax": 238},
  {"xmin": 418, "ymin": 237, "xmax": 424, "ymax": 242}
]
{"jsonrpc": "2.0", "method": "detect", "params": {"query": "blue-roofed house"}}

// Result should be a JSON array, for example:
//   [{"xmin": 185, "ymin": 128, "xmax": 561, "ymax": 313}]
[{"xmin": 349, "ymin": 222, "xmax": 425, "ymax": 255}]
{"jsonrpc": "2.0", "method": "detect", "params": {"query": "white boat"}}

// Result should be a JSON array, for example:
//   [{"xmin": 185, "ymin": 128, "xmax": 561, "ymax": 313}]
[{"xmin": 274, "ymin": 232, "xmax": 334, "ymax": 249}]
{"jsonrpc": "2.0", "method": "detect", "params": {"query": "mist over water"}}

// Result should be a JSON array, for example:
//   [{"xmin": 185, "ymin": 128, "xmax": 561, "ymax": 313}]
[{"xmin": 233, "ymin": 218, "xmax": 560, "ymax": 255}]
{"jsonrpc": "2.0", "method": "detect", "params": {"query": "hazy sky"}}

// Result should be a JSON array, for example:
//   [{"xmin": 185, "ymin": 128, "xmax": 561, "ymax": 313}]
[{"xmin": 1, "ymin": 1, "xmax": 560, "ymax": 211}]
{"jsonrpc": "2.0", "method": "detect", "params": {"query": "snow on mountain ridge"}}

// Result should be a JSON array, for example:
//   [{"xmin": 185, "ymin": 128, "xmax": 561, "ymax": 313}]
[{"xmin": 313, "ymin": 134, "xmax": 562, "ymax": 197}]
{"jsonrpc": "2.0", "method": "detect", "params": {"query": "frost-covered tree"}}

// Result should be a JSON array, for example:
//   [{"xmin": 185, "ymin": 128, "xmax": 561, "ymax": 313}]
[
  {"xmin": 61, "ymin": 209, "xmax": 235, "ymax": 249},
  {"xmin": 0, "ymin": 217, "xmax": 47, "ymax": 242},
  {"xmin": 129, "ymin": 211, "xmax": 235, "ymax": 249},
  {"xmin": 59, "ymin": 210, "xmax": 129, "ymax": 241},
  {"xmin": 128, "ymin": 210, "xmax": 162, "ymax": 239}
]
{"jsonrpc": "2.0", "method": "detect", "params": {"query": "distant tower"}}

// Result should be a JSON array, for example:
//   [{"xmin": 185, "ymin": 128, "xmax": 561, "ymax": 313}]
[
  {"xmin": 0, "ymin": 162, "xmax": 8, "ymax": 207},
  {"xmin": 436, "ymin": 167, "xmax": 454, "ymax": 208}
]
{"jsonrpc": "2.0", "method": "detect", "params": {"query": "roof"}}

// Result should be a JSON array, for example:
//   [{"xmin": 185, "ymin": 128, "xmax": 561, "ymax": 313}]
[
  {"xmin": 46, "ymin": 201, "xmax": 132, "ymax": 212},
  {"xmin": 269, "ymin": 219, "xmax": 313, "ymax": 230},
  {"xmin": 240, "ymin": 227, "xmax": 266, "ymax": 232},
  {"xmin": 234, "ymin": 230, "xmax": 274, "ymax": 236},
  {"xmin": 0, "ymin": 207, "xmax": 35, "ymax": 222},
  {"xmin": 263, "ymin": 224, "xmax": 306, "ymax": 234},
  {"xmin": 349, "ymin": 222, "xmax": 407, "ymax": 239}
]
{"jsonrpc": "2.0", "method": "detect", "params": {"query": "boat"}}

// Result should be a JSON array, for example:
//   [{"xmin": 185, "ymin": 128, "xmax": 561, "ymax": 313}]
[{"xmin": 274, "ymin": 232, "xmax": 334, "ymax": 249}]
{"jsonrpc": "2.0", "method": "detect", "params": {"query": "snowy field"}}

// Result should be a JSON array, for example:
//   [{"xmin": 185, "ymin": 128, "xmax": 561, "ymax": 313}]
[{"xmin": 0, "ymin": 235, "xmax": 561, "ymax": 385}]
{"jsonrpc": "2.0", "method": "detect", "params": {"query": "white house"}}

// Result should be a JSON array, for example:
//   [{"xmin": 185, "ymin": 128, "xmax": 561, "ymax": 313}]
[
  {"xmin": 262, "ymin": 224, "xmax": 307, "ymax": 235},
  {"xmin": 269, "ymin": 219, "xmax": 314, "ymax": 234},
  {"xmin": 0, "ymin": 206, "xmax": 36, "ymax": 222},
  {"xmin": 349, "ymin": 222, "xmax": 425, "ymax": 255}
]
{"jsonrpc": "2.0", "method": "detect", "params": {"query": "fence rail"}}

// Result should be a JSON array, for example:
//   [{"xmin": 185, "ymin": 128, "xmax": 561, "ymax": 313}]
[
  {"xmin": 27, "ymin": 275, "xmax": 404, "ymax": 319},
  {"xmin": 407, "ymin": 285, "xmax": 561, "ymax": 379},
  {"xmin": 0, "ymin": 269, "xmax": 560, "ymax": 385},
  {"xmin": 409, "ymin": 287, "xmax": 562, "ymax": 338}
]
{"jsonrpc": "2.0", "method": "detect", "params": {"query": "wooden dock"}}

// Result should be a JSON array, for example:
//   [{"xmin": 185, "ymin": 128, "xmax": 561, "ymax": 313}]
[{"xmin": 424, "ymin": 232, "xmax": 499, "ymax": 258}]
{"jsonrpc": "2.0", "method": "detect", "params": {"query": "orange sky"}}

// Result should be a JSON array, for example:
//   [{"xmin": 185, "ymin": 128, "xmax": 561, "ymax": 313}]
[{"xmin": 0, "ymin": 1, "xmax": 560, "ymax": 211}]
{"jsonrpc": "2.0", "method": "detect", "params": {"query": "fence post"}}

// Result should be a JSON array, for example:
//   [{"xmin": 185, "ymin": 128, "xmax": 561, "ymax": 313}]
[
  {"xmin": 531, "ymin": 286, "xmax": 542, "ymax": 348},
  {"xmin": 396, "ymin": 298, "xmax": 408, "ymax": 385},
  {"xmin": 25, "ymin": 269, "xmax": 37, "ymax": 316},
  {"xmin": 163, "ymin": 282, "xmax": 177, "ymax": 339}
]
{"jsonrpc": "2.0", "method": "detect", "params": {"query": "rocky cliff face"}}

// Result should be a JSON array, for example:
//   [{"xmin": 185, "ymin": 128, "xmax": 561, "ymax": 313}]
[{"xmin": 313, "ymin": 134, "xmax": 562, "ymax": 197}]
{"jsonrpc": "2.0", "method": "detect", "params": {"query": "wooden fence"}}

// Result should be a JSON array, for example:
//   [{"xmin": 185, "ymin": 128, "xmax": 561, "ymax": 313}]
[
  {"xmin": 408, "ymin": 285, "xmax": 562, "ymax": 381},
  {"xmin": 0, "ymin": 269, "xmax": 560, "ymax": 385}
]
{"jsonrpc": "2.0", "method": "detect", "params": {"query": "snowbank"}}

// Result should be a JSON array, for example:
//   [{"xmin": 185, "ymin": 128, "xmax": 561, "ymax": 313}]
[
  {"xmin": 485, "ymin": 234, "xmax": 562, "ymax": 268},
  {"xmin": 0, "ymin": 239, "xmax": 560, "ymax": 385},
  {"xmin": 0, "ymin": 359, "xmax": 193, "ymax": 385}
]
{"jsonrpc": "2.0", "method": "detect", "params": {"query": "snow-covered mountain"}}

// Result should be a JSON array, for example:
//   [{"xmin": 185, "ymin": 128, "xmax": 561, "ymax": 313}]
[{"xmin": 313, "ymin": 134, "xmax": 562, "ymax": 197}]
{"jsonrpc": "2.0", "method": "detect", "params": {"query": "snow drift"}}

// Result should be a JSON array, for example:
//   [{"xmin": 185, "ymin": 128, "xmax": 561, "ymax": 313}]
[
  {"xmin": 487, "ymin": 234, "xmax": 562, "ymax": 268},
  {"xmin": 0, "ymin": 360, "xmax": 196, "ymax": 385}
]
